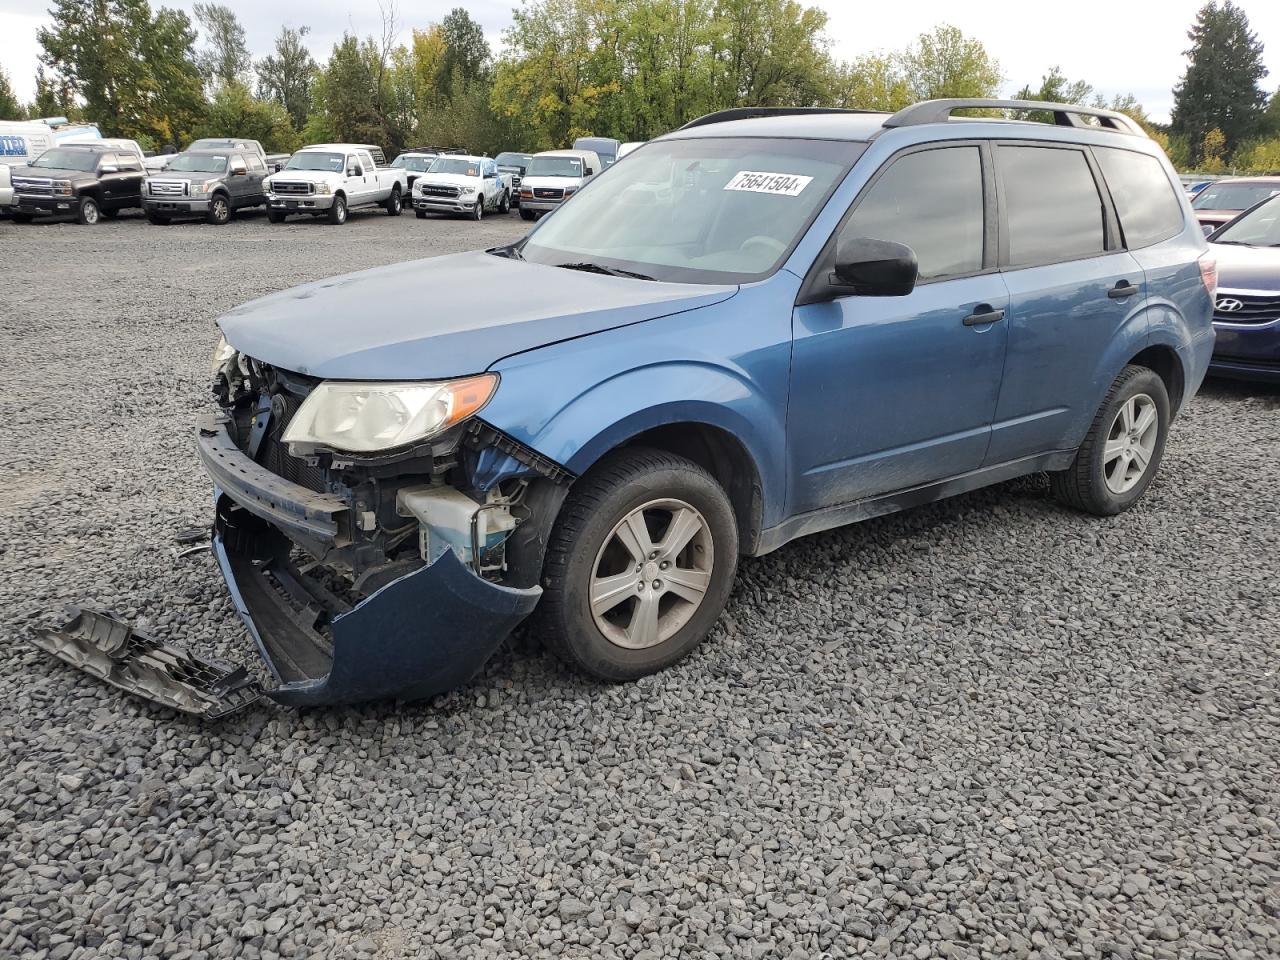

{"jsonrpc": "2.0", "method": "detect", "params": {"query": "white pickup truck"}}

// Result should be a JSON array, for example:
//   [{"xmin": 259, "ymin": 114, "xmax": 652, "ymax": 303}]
[
  {"xmin": 264, "ymin": 143, "xmax": 407, "ymax": 225},
  {"xmin": 412, "ymin": 154, "xmax": 512, "ymax": 221}
]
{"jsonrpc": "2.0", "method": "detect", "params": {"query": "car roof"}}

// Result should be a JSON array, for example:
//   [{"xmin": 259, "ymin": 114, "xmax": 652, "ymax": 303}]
[
  {"xmin": 1209, "ymin": 175, "xmax": 1280, "ymax": 184},
  {"xmin": 666, "ymin": 112, "xmax": 891, "ymax": 142},
  {"xmin": 535, "ymin": 149, "xmax": 597, "ymax": 158}
]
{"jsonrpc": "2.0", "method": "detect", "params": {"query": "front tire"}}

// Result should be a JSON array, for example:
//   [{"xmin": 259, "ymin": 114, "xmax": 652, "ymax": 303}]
[
  {"xmin": 1050, "ymin": 364, "xmax": 1170, "ymax": 516},
  {"xmin": 533, "ymin": 448, "xmax": 739, "ymax": 682},
  {"xmin": 327, "ymin": 194, "xmax": 347, "ymax": 225},
  {"xmin": 11, "ymin": 213, "xmax": 34, "ymax": 224},
  {"xmin": 470, "ymin": 199, "xmax": 483, "ymax": 221},
  {"xmin": 385, "ymin": 187, "xmax": 402, "ymax": 216},
  {"xmin": 207, "ymin": 194, "xmax": 231, "ymax": 225},
  {"xmin": 415, "ymin": 209, "xmax": 427, "ymax": 219},
  {"xmin": 76, "ymin": 196, "xmax": 100, "ymax": 225}
]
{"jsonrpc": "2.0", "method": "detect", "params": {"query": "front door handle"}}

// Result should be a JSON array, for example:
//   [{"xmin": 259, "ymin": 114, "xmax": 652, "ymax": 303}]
[
  {"xmin": 1108, "ymin": 281, "xmax": 1140, "ymax": 299},
  {"xmin": 963, "ymin": 304, "xmax": 1006, "ymax": 326}
]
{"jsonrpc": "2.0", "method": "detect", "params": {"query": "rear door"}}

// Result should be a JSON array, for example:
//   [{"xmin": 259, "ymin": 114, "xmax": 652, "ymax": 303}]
[
  {"xmin": 357, "ymin": 150, "xmax": 379, "ymax": 202},
  {"xmin": 985, "ymin": 142, "xmax": 1147, "ymax": 464}
]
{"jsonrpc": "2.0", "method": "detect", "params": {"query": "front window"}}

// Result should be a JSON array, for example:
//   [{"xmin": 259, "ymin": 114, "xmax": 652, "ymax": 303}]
[
  {"xmin": 392, "ymin": 155, "xmax": 434, "ymax": 172},
  {"xmin": 495, "ymin": 152, "xmax": 532, "ymax": 168},
  {"xmin": 428, "ymin": 157, "xmax": 481, "ymax": 176},
  {"xmin": 1192, "ymin": 181, "xmax": 1280, "ymax": 211},
  {"xmin": 165, "ymin": 153, "xmax": 228, "ymax": 173},
  {"xmin": 30, "ymin": 148, "xmax": 99, "ymax": 172},
  {"xmin": 284, "ymin": 151, "xmax": 345, "ymax": 172},
  {"xmin": 518, "ymin": 137, "xmax": 860, "ymax": 283},
  {"xmin": 1212, "ymin": 194, "xmax": 1280, "ymax": 246},
  {"xmin": 526, "ymin": 156, "xmax": 585, "ymax": 178}
]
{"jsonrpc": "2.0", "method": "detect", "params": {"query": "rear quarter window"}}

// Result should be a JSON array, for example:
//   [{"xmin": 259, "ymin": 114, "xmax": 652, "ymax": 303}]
[{"xmin": 1095, "ymin": 148, "xmax": 1185, "ymax": 248}]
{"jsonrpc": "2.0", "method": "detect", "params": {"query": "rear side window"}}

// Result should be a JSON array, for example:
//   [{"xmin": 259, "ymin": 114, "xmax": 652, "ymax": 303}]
[
  {"xmin": 999, "ymin": 146, "xmax": 1105, "ymax": 267},
  {"xmin": 841, "ymin": 146, "xmax": 985, "ymax": 282},
  {"xmin": 1095, "ymin": 148, "xmax": 1185, "ymax": 248}
]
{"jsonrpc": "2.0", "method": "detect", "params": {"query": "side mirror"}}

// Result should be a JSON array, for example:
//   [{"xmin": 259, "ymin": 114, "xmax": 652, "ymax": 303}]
[
  {"xmin": 831, "ymin": 237, "xmax": 919, "ymax": 297},
  {"xmin": 230, "ymin": 163, "xmax": 247, "ymax": 176},
  {"xmin": 99, "ymin": 164, "xmax": 118, "ymax": 174},
  {"xmin": 347, "ymin": 167, "xmax": 359, "ymax": 177},
  {"xmin": 1201, "ymin": 224, "xmax": 1215, "ymax": 238}
]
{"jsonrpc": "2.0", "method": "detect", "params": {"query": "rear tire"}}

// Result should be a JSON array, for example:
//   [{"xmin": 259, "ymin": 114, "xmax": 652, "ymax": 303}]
[
  {"xmin": 532, "ymin": 448, "xmax": 739, "ymax": 682},
  {"xmin": 267, "ymin": 210, "xmax": 286, "ymax": 224},
  {"xmin": 327, "ymin": 194, "xmax": 347, "ymax": 225},
  {"xmin": 76, "ymin": 196, "xmax": 101, "ymax": 225},
  {"xmin": 385, "ymin": 187, "xmax": 402, "ymax": 216},
  {"xmin": 498, "ymin": 191, "xmax": 510, "ymax": 214},
  {"xmin": 520, "ymin": 208, "xmax": 535, "ymax": 221},
  {"xmin": 1050, "ymin": 364, "xmax": 1170, "ymax": 516}
]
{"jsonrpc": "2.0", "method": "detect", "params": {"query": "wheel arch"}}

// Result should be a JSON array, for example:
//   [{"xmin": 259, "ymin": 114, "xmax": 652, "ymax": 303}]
[{"xmin": 1127, "ymin": 343, "xmax": 1186, "ymax": 415}]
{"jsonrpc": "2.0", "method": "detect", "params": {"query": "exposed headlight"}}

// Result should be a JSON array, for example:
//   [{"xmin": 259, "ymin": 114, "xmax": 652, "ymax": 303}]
[
  {"xmin": 318, "ymin": 183, "xmax": 332, "ymax": 195},
  {"xmin": 461, "ymin": 186, "xmax": 477, "ymax": 196},
  {"xmin": 210, "ymin": 334, "xmax": 236, "ymax": 374},
  {"xmin": 53, "ymin": 180, "xmax": 73, "ymax": 196},
  {"xmin": 282, "ymin": 375, "xmax": 499, "ymax": 455},
  {"xmin": 263, "ymin": 178, "xmax": 272, "ymax": 192}
]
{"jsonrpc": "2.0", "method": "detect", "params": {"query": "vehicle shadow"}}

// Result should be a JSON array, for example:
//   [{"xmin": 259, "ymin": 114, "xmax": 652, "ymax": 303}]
[{"xmin": 1198, "ymin": 375, "xmax": 1280, "ymax": 407}]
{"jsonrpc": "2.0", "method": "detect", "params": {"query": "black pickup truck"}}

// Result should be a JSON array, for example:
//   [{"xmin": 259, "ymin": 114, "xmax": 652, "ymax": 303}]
[{"xmin": 9, "ymin": 142, "xmax": 145, "ymax": 224}]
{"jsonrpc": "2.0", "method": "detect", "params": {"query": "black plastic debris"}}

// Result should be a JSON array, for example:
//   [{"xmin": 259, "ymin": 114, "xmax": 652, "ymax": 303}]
[{"xmin": 30, "ymin": 606, "xmax": 261, "ymax": 718}]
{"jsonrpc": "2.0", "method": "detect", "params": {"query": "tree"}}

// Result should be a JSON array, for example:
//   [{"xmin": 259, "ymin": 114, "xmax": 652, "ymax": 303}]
[
  {"xmin": 257, "ymin": 25, "xmax": 317, "ymax": 130},
  {"xmin": 30, "ymin": 67, "xmax": 73, "ymax": 119},
  {"xmin": 1015, "ymin": 66, "xmax": 1093, "ymax": 106},
  {"xmin": 194, "ymin": 2, "xmax": 250, "ymax": 91},
  {"xmin": 828, "ymin": 53, "xmax": 911, "ymax": 111},
  {"xmin": 899, "ymin": 24, "xmax": 1001, "ymax": 102},
  {"xmin": 199, "ymin": 82, "xmax": 299, "ymax": 151},
  {"xmin": 1171, "ymin": 1, "xmax": 1268, "ymax": 161},
  {"xmin": 1201, "ymin": 127, "xmax": 1226, "ymax": 170},
  {"xmin": 438, "ymin": 8, "xmax": 491, "ymax": 87},
  {"xmin": 37, "ymin": 0, "xmax": 207, "ymax": 146},
  {"xmin": 318, "ymin": 34, "xmax": 390, "ymax": 148},
  {"xmin": 0, "ymin": 66, "xmax": 21, "ymax": 119},
  {"xmin": 708, "ymin": 0, "xmax": 833, "ymax": 108}
]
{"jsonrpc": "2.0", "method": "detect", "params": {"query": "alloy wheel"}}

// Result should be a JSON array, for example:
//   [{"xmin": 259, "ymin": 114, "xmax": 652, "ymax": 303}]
[
  {"xmin": 589, "ymin": 498, "xmax": 714, "ymax": 650},
  {"xmin": 1103, "ymin": 393, "xmax": 1159, "ymax": 494}
]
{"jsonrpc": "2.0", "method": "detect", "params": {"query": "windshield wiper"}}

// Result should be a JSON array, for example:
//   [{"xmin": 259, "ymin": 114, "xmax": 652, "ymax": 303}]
[
  {"xmin": 555, "ymin": 261, "xmax": 655, "ymax": 281},
  {"xmin": 1212, "ymin": 240, "xmax": 1255, "ymax": 246}
]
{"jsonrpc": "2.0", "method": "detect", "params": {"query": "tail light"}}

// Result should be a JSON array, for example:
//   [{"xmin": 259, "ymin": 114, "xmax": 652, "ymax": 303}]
[{"xmin": 1198, "ymin": 253, "xmax": 1217, "ymax": 299}]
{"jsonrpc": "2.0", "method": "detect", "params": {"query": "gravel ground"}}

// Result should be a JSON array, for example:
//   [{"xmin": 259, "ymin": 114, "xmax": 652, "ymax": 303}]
[{"xmin": 1, "ymin": 206, "xmax": 1278, "ymax": 960}]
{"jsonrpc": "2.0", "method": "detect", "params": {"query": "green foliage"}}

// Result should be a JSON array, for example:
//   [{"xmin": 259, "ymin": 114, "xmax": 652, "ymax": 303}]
[
  {"xmin": 899, "ymin": 24, "xmax": 1001, "ymax": 102},
  {"xmin": 37, "ymin": 0, "xmax": 206, "ymax": 145},
  {"xmin": 1171, "ymin": 1, "xmax": 1269, "ymax": 161},
  {"xmin": 256, "ymin": 25, "xmax": 317, "ymax": 131},
  {"xmin": 828, "ymin": 54, "xmax": 910, "ymax": 111},
  {"xmin": 317, "ymin": 34, "xmax": 395, "ymax": 149},
  {"xmin": 198, "ymin": 82, "xmax": 299, "ymax": 151},
  {"xmin": 194, "ymin": 2, "xmax": 251, "ymax": 91},
  {"xmin": 1015, "ymin": 66, "xmax": 1093, "ymax": 106},
  {"xmin": 438, "ymin": 8, "xmax": 491, "ymax": 88},
  {"xmin": 1232, "ymin": 137, "xmax": 1280, "ymax": 173},
  {"xmin": 0, "ymin": 66, "xmax": 22, "ymax": 119}
]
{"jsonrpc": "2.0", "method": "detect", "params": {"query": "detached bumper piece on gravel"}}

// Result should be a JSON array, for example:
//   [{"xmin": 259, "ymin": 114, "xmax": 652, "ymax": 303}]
[{"xmin": 31, "ymin": 606, "xmax": 262, "ymax": 718}]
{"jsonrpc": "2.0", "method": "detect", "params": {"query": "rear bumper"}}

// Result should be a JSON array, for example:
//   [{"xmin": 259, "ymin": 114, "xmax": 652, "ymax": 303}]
[
  {"xmin": 144, "ymin": 198, "xmax": 211, "ymax": 214},
  {"xmin": 199, "ymin": 418, "xmax": 541, "ymax": 706}
]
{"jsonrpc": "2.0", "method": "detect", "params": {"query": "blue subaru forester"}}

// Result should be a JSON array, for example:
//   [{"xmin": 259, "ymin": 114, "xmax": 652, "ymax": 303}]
[{"xmin": 36, "ymin": 99, "xmax": 1217, "ymax": 713}]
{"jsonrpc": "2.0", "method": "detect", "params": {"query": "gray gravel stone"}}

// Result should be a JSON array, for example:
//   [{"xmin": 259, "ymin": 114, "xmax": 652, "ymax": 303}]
[{"xmin": 1, "ymin": 209, "xmax": 1279, "ymax": 960}]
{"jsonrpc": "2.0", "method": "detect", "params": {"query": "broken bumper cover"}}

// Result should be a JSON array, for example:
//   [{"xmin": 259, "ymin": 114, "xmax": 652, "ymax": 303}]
[
  {"xmin": 30, "ymin": 606, "xmax": 262, "ymax": 718},
  {"xmin": 201, "ymin": 417, "xmax": 542, "ymax": 706}
]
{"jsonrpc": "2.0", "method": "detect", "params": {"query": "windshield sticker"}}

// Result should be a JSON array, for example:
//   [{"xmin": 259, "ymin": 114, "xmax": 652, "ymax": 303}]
[{"xmin": 724, "ymin": 171, "xmax": 813, "ymax": 197}]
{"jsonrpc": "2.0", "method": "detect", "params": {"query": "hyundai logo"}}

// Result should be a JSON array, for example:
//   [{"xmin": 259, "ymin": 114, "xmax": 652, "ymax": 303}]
[{"xmin": 1216, "ymin": 297, "xmax": 1244, "ymax": 312}]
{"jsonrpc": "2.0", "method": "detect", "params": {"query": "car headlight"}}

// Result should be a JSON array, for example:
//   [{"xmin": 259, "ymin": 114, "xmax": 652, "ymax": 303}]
[
  {"xmin": 282, "ymin": 375, "xmax": 499, "ymax": 455},
  {"xmin": 210, "ymin": 334, "xmax": 236, "ymax": 374},
  {"xmin": 53, "ymin": 180, "xmax": 73, "ymax": 196},
  {"xmin": 318, "ymin": 183, "xmax": 332, "ymax": 195},
  {"xmin": 461, "ymin": 186, "xmax": 477, "ymax": 196},
  {"xmin": 263, "ymin": 179, "xmax": 272, "ymax": 192}
]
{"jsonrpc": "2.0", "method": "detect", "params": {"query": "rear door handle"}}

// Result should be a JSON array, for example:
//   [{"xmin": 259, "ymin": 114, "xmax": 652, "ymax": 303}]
[
  {"xmin": 1108, "ymin": 281, "xmax": 1140, "ymax": 299},
  {"xmin": 963, "ymin": 304, "xmax": 1006, "ymax": 326}
]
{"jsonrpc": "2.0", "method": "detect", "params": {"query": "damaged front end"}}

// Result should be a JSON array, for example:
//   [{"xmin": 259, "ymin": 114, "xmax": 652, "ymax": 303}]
[{"xmin": 35, "ymin": 348, "xmax": 571, "ymax": 714}]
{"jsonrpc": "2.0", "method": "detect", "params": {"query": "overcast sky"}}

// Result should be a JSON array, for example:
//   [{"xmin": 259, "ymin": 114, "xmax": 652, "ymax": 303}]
[{"xmin": 2, "ymin": 0, "xmax": 1279, "ymax": 123}]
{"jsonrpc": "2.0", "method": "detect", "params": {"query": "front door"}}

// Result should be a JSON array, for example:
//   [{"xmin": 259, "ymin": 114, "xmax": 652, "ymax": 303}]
[{"xmin": 790, "ymin": 143, "xmax": 1009, "ymax": 515}]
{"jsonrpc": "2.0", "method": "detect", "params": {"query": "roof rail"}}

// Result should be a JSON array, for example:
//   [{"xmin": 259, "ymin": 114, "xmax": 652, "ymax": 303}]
[
  {"xmin": 679, "ymin": 106, "xmax": 879, "ymax": 130},
  {"xmin": 881, "ymin": 99, "xmax": 1148, "ymax": 137}
]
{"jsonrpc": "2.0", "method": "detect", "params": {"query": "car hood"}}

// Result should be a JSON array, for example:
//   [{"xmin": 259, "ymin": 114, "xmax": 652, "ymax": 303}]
[
  {"xmin": 218, "ymin": 250, "xmax": 737, "ymax": 379},
  {"xmin": 273, "ymin": 169, "xmax": 341, "ymax": 182},
  {"xmin": 11, "ymin": 165, "xmax": 93, "ymax": 180},
  {"xmin": 1210, "ymin": 241, "xmax": 1280, "ymax": 292},
  {"xmin": 149, "ymin": 170, "xmax": 223, "ymax": 184},
  {"xmin": 1194, "ymin": 208, "xmax": 1242, "ymax": 223},
  {"xmin": 416, "ymin": 172, "xmax": 481, "ymax": 189},
  {"xmin": 522, "ymin": 175, "xmax": 584, "ymax": 190}
]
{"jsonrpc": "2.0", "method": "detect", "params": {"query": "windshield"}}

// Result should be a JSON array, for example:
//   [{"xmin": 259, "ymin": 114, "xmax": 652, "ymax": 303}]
[
  {"xmin": 495, "ymin": 152, "xmax": 532, "ymax": 168},
  {"xmin": 30, "ymin": 148, "xmax": 99, "ymax": 172},
  {"xmin": 1213, "ymin": 194, "xmax": 1280, "ymax": 246},
  {"xmin": 428, "ymin": 157, "xmax": 481, "ymax": 176},
  {"xmin": 392, "ymin": 155, "xmax": 434, "ymax": 171},
  {"xmin": 165, "ymin": 153, "xmax": 227, "ymax": 173},
  {"xmin": 519, "ymin": 137, "xmax": 860, "ymax": 283},
  {"xmin": 1193, "ymin": 181, "xmax": 1280, "ymax": 210},
  {"xmin": 527, "ymin": 156, "xmax": 585, "ymax": 178},
  {"xmin": 285, "ymin": 151, "xmax": 345, "ymax": 172}
]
